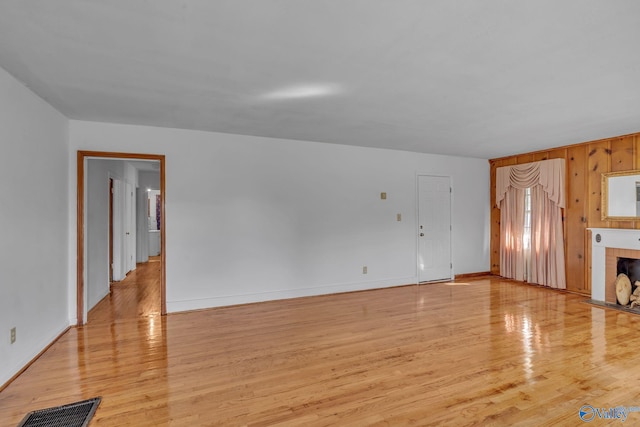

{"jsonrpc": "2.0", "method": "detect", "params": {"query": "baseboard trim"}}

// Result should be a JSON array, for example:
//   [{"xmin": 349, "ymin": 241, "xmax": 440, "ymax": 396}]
[
  {"xmin": 454, "ymin": 271, "xmax": 493, "ymax": 280},
  {"xmin": 167, "ymin": 277, "xmax": 417, "ymax": 313},
  {"xmin": 88, "ymin": 288, "xmax": 110, "ymax": 315},
  {"xmin": 0, "ymin": 325, "xmax": 71, "ymax": 393},
  {"xmin": 170, "ymin": 282, "xmax": 419, "ymax": 315}
]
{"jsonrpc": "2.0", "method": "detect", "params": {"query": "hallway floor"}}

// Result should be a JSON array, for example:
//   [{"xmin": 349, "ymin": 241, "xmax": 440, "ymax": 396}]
[{"xmin": 88, "ymin": 257, "xmax": 162, "ymax": 324}]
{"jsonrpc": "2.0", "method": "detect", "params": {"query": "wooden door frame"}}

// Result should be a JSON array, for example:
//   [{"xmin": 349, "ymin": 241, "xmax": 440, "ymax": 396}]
[
  {"xmin": 109, "ymin": 178, "xmax": 114, "ymax": 283},
  {"xmin": 77, "ymin": 150, "xmax": 166, "ymax": 325}
]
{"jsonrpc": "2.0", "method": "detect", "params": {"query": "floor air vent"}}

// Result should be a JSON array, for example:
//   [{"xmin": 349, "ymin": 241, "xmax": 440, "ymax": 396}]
[{"xmin": 16, "ymin": 397, "xmax": 101, "ymax": 427}]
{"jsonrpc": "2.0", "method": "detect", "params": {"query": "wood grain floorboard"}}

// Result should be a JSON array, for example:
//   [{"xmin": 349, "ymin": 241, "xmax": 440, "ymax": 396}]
[{"xmin": 1, "ymin": 267, "xmax": 639, "ymax": 426}]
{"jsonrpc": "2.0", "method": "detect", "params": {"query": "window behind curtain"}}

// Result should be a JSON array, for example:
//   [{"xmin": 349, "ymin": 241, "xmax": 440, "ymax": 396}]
[
  {"xmin": 496, "ymin": 159, "xmax": 566, "ymax": 288},
  {"xmin": 523, "ymin": 187, "xmax": 532, "ymax": 280}
]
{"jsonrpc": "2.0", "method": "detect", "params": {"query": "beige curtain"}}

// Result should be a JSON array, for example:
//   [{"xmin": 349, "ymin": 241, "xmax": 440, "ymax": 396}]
[
  {"xmin": 499, "ymin": 187, "xmax": 527, "ymax": 281},
  {"xmin": 496, "ymin": 159, "xmax": 566, "ymax": 289}
]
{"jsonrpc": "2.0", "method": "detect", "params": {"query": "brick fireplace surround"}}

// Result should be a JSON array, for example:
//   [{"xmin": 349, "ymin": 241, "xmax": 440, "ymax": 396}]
[{"xmin": 590, "ymin": 228, "xmax": 640, "ymax": 304}]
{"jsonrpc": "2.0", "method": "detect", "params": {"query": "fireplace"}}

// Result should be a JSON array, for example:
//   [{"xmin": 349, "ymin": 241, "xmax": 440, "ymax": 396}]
[
  {"xmin": 589, "ymin": 228, "xmax": 640, "ymax": 305},
  {"xmin": 605, "ymin": 250, "xmax": 640, "ymax": 305}
]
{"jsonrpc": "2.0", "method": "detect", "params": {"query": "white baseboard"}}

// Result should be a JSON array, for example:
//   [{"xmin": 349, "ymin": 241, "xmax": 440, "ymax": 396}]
[
  {"xmin": 87, "ymin": 287, "xmax": 110, "ymax": 313},
  {"xmin": 166, "ymin": 277, "xmax": 417, "ymax": 313},
  {"xmin": 1, "ymin": 320, "xmax": 70, "ymax": 388}
]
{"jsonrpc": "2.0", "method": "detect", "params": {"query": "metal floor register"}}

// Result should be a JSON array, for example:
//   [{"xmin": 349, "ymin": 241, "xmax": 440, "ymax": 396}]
[{"xmin": 16, "ymin": 397, "xmax": 101, "ymax": 427}]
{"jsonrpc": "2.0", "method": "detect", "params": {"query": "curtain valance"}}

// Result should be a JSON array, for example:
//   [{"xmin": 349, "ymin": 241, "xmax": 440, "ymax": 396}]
[{"xmin": 496, "ymin": 158, "xmax": 565, "ymax": 208}]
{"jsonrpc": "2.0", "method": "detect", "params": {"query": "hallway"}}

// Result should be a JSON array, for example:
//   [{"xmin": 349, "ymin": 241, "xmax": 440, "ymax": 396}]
[{"xmin": 88, "ymin": 257, "xmax": 162, "ymax": 324}]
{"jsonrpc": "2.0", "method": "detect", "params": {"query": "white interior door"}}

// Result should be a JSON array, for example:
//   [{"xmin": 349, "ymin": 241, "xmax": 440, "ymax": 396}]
[
  {"xmin": 136, "ymin": 188, "xmax": 150, "ymax": 263},
  {"xmin": 112, "ymin": 179, "xmax": 125, "ymax": 281},
  {"xmin": 418, "ymin": 175, "xmax": 452, "ymax": 282},
  {"xmin": 125, "ymin": 183, "xmax": 136, "ymax": 272}
]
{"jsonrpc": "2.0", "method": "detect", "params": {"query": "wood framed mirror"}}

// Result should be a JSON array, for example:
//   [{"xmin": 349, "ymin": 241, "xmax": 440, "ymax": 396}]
[{"xmin": 601, "ymin": 170, "xmax": 640, "ymax": 220}]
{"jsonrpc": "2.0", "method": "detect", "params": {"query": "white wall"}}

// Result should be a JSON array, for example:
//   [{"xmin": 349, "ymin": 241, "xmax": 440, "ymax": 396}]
[
  {"xmin": 139, "ymin": 170, "xmax": 160, "ymax": 191},
  {"xmin": 0, "ymin": 66, "xmax": 69, "ymax": 386},
  {"xmin": 68, "ymin": 121, "xmax": 490, "ymax": 314}
]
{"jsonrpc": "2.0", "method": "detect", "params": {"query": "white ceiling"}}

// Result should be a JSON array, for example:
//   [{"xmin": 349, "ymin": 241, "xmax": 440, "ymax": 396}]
[{"xmin": 2, "ymin": 1, "xmax": 640, "ymax": 159}]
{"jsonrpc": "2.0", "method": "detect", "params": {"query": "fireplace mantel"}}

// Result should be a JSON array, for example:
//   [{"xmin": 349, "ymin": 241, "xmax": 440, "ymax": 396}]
[{"xmin": 589, "ymin": 228, "xmax": 640, "ymax": 302}]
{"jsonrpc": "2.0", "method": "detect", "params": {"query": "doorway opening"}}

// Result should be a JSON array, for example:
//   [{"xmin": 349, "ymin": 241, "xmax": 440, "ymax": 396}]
[{"xmin": 77, "ymin": 150, "xmax": 166, "ymax": 325}]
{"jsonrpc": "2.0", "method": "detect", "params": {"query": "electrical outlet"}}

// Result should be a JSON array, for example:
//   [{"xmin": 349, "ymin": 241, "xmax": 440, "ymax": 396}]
[
  {"xmin": 10, "ymin": 327, "xmax": 16, "ymax": 344},
  {"xmin": 363, "ymin": 266, "xmax": 368, "ymax": 274},
  {"xmin": 397, "ymin": 213, "xmax": 402, "ymax": 221}
]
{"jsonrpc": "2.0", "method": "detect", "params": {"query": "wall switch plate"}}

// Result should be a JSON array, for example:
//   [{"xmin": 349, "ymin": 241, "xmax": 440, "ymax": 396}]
[
  {"xmin": 397, "ymin": 213, "xmax": 401, "ymax": 221},
  {"xmin": 10, "ymin": 327, "xmax": 16, "ymax": 344},
  {"xmin": 363, "ymin": 266, "xmax": 368, "ymax": 274}
]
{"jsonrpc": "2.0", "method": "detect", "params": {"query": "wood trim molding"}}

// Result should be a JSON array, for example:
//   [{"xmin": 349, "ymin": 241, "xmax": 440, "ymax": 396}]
[
  {"xmin": 160, "ymin": 156, "xmax": 166, "ymax": 315},
  {"xmin": 454, "ymin": 271, "xmax": 493, "ymax": 280},
  {"xmin": 489, "ymin": 130, "xmax": 640, "ymax": 163},
  {"xmin": 76, "ymin": 151, "xmax": 84, "ymax": 323},
  {"xmin": 77, "ymin": 150, "xmax": 167, "ymax": 324},
  {"xmin": 109, "ymin": 178, "xmax": 114, "ymax": 282}
]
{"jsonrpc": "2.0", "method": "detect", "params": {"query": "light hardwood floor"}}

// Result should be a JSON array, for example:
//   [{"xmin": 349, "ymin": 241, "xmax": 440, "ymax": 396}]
[{"xmin": 2, "ymin": 267, "xmax": 640, "ymax": 426}]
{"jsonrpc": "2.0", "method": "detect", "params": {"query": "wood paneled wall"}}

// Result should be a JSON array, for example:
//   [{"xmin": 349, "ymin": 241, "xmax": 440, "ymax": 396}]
[{"xmin": 489, "ymin": 132, "xmax": 640, "ymax": 295}]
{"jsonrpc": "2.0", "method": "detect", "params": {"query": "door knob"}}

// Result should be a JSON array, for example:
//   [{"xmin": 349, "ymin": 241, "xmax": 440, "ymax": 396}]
[{"xmin": 420, "ymin": 233, "xmax": 424, "ymax": 237}]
